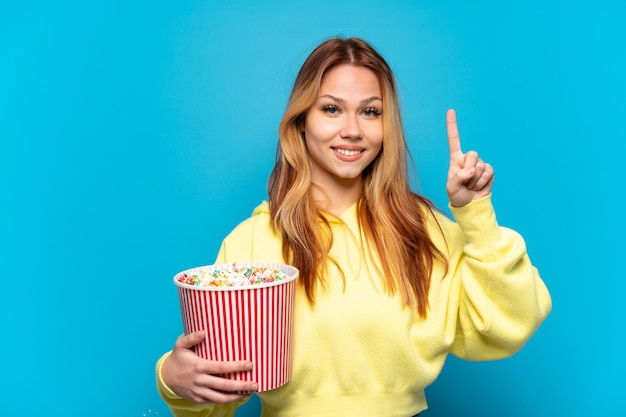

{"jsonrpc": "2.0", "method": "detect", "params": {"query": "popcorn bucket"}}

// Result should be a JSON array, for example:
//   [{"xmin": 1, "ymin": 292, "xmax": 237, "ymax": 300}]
[{"xmin": 174, "ymin": 262, "xmax": 299, "ymax": 392}]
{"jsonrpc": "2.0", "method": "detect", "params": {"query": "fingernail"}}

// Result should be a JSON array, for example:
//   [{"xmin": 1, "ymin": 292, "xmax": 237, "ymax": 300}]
[
  {"xmin": 251, "ymin": 383, "xmax": 259, "ymax": 391},
  {"xmin": 245, "ymin": 362, "xmax": 253, "ymax": 371}
]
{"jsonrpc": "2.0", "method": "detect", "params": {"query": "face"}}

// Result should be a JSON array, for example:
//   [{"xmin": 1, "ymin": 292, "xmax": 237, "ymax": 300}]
[{"xmin": 304, "ymin": 64, "xmax": 383, "ymax": 191}]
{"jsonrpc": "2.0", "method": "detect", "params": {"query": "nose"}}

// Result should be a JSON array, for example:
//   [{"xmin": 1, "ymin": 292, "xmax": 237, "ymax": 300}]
[{"xmin": 340, "ymin": 114, "xmax": 363, "ymax": 140}]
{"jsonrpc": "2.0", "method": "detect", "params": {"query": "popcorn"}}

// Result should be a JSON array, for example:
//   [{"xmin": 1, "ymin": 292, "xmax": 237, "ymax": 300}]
[{"xmin": 177, "ymin": 262, "xmax": 289, "ymax": 287}]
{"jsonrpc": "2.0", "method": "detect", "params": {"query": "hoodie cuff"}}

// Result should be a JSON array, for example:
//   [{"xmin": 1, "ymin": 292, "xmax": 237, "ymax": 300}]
[{"xmin": 155, "ymin": 351, "xmax": 183, "ymax": 400}]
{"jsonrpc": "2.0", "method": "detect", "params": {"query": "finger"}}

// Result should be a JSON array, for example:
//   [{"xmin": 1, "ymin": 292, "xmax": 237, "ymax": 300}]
[
  {"xmin": 463, "ymin": 150, "xmax": 479, "ymax": 170},
  {"xmin": 446, "ymin": 109, "xmax": 462, "ymax": 156},
  {"xmin": 471, "ymin": 163, "xmax": 494, "ymax": 191},
  {"xmin": 465, "ymin": 156, "xmax": 484, "ymax": 189},
  {"xmin": 203, "ymin": 373, "xmax": 258, "ymax": 394},
  {"xmin": 203, "ymin": 360, "xmax": 254, "ymax": 375},
  {"xmin": 446, "ymin": 164, "xmax": 474, "ymax": 196},
  {"xmin": 188, "ymin": 374, "xmax": 257, "ymax": 404},
  {"xmin": 449, "ymin": 165, "xmax": 476, "ymax": 185},
  {"xmin": 175, "ymin": 331, "xmax": 206, "ymax": 350}
]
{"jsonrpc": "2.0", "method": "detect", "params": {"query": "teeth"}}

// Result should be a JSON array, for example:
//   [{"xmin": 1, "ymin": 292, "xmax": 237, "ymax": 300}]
[{"xmin": 335, "ymin": 148, "xmax": 361, "ymax": 156}]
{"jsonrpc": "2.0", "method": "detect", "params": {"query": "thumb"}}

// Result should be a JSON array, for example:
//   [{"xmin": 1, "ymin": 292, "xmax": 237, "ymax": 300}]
[
  {"xmin": 175, "ymin": 330, "xmax": 206, "ymax": 350},
  {"xmin": 447, "ymin": 165, "xmax": 475, "ymax": 191},
  {"xmin": 456, "ymin": 166, "xmax": 476, "ymax": 182}
]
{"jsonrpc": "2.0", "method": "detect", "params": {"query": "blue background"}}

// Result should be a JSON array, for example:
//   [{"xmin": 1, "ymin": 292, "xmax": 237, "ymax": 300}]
[{"xmin": 1, "ymin": 0, "xmax": 624, "ymax": 415}]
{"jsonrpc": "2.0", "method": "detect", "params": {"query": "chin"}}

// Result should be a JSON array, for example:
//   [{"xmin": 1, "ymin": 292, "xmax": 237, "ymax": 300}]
[{"xmin": 333, "ymin": 171, "xmax": 364, "ymax": 181}]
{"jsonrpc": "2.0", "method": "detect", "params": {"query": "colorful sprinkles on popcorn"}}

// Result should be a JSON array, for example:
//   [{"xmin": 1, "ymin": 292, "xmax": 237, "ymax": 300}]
[{"xmin": 177, "ymin": 263, "xmax": 289, "ymax": 287}]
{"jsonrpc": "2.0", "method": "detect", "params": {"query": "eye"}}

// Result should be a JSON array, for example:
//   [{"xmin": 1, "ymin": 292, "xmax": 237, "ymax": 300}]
[
  {"xmin": 362, "ymin": 107, "xmax": 382, "ymax": 118},
  {"xmin": 322, "ymin": 105, "xmax": 341, "ymax": 115}
]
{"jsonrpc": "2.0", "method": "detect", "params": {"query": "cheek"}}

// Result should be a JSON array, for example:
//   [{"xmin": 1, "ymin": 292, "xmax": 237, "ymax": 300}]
[
  {"xmin": 365, "ymin": 123, "xmax": 384, "ymax": 146},
  {"xmin": 305, "ymin": 119, "xmax": 337, "ymax": 143},
  {"xmin": 371, "ymin": 142, "xmax": 383, "ymax": 162}
]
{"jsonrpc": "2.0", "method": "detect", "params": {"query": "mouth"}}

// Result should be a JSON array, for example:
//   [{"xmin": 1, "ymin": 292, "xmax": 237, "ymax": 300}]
[{"xmin": 332, "ymin": 147, "xmax": 364, "ymax": 156}]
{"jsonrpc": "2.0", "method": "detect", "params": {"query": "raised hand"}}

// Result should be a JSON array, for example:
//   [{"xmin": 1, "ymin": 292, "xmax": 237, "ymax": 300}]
[
  {"xmin": 446, "ymin": 109, "xmax": 494, "ymax": 207},
  {"xmin": 161, "ymin": 331, "xmax": 258, "ymax": 404}
]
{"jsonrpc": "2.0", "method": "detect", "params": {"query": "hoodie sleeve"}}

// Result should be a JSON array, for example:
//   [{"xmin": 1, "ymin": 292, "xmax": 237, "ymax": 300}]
[{"xmin": 440, "ymin": 194, "xmax": 552, "ymax": 360}]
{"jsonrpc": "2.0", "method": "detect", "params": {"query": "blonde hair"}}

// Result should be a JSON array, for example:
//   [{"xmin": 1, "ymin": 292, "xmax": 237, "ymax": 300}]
[{"xmin": 268, "ymin": 37, "xmax": 447, "ymax": 317}]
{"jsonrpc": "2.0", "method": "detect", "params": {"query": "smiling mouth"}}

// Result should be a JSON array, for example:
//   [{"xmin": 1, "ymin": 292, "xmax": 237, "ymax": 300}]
[{"xmin": 333, "ymin": 148, "xmax": 363, "ymax": 156}]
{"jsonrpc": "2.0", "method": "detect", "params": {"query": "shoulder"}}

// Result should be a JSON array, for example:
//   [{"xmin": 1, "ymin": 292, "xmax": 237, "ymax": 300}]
[
  {"xmin": 224, "ymin": 201, "xmax": 273, "ymax": 241},
  {"xmin": 218, "ymin": 201, "xmax": 283, "ymax": 263}
]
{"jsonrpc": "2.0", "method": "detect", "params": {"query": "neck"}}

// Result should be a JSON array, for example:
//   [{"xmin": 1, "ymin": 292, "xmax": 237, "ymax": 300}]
[{"xmin": 311, "ymin": 177, "xmax": 362, "ymax": 216}]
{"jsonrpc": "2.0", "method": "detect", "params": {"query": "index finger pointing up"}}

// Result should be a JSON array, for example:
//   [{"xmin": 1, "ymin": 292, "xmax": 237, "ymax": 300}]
[{"xmin": 446, "ymin": 108, "xmax": 462, "ymax": 155}]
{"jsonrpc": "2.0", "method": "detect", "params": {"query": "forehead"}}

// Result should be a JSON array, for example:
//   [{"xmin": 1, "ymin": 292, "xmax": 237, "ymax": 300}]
[{"xmin": 319, "ymin": 65, "xmax": 381, "ymax": 96}]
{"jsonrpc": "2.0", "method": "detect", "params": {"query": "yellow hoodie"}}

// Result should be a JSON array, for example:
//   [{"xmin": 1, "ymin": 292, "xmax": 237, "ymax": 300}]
[{"xmin": 156, "ymin": 195, "xmax": 551, "ymax": 417}]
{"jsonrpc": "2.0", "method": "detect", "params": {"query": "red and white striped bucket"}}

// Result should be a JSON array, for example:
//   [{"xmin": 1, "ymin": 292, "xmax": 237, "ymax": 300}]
[{"xmin": 174, "ymin": 262, "xmax": 298, "ymax": 392}]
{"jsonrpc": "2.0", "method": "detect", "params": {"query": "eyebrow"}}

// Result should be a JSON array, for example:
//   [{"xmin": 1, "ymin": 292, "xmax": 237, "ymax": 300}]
[{"xmin": 319, "ymin": 94, "xmax": 382, "ymax": 105}]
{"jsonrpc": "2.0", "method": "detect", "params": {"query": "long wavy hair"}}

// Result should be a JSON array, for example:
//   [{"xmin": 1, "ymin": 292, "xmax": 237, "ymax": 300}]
[{"xmin": 268, "ymin": 37, "xmax": 447, "ymax": 317}]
